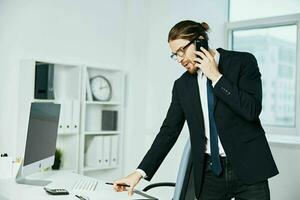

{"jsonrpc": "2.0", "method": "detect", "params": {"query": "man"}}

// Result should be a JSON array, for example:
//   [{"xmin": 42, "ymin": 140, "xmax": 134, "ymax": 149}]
[{"xmin": 114, "ymin": 20, "xmax": 279, "ymax": 200}]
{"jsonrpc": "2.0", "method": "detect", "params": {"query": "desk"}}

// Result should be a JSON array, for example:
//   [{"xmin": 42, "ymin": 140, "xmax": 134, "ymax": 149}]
[{"xmin": 0, "ymin": 171, "xmax": 157, "ymax": 200}]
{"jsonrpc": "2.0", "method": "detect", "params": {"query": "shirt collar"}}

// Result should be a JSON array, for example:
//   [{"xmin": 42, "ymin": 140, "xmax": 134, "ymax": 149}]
[{"xmin": 197, "ymin": 49, "xmax": 220, "ymax": 77}]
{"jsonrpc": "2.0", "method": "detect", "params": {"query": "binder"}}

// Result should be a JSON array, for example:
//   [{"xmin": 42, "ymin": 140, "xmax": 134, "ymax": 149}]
[
  {"xmin": 34, "ymin": 63, "xmax": 55, "ymax": 99},
  {"xmin": 64, "ymin": 100, "xmax": 73, "ymax": 134},
  {"xmin": 85, "ymin": 137, "xmax": 97, "ymax": 167},
  {"xmin": 57, "ymin": 100, "xmax": 65, "ymax": 134},
  {"xmin": 97, "ymin": 137, "xmax": 104, "ymax": 168},
  {"xmin": 110, "ymin": 135, "xmax": 119, "ymax": 167},
  {"xmin": 85, "ymin": 136, "xmax": 104, "ymax": 168},
  {"xmin": 101, "ymin": 110, "xmax": 118, "ymax": 131},
  {"xmin": 71, "ymin": 100, "xmax": 80, "ymax": 133},
  {"xmin": 103, "ymin": 136, "xmax": 111, "ymax": 168}
]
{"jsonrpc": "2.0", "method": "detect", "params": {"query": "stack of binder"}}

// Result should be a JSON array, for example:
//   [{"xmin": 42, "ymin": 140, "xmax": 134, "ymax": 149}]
[
  {"xmin": 57, "ymin": 100, "xmax": 80, "ymax": 134},
  {"xmin": 85, "ymin": 135, "xmax": 119, "ymax": 168}
]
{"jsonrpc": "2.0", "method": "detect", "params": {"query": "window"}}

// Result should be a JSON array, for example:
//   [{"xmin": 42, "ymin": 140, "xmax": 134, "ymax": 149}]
[
  {"xmin": 232, "ymin": 25, "xmax": 297, "ymax": 127},
  {"xmin": 228, "ymin": 1, "xmax": 300, "ymax": 135}
]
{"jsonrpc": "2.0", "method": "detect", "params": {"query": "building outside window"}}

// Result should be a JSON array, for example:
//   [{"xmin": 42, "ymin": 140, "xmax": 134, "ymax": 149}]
[{"xmin": 228, "ymin": 0, "xmax": 300, "ymax": 136}]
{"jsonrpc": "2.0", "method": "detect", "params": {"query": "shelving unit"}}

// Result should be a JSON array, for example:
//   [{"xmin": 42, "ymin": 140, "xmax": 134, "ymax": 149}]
[
  {"xmin": 79, "ymin": 66, "xmax": 125, "ymax": 179},
  {"xmin": 85, "ymin": 101, "xmax": 122, "ymax": 105},
  {"xmin": 17, "ymin": 60, "xmax": 81, "ymax": 173},
  {"xmin": 18, "ymin": 60, "xmax": 125, "ymax": 180}
]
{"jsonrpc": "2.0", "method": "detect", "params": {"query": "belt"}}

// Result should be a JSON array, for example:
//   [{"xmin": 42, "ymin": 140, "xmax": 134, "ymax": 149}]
[{"xmin": 204, "ymin": 153, "xmax": 228, "ymax": 165}]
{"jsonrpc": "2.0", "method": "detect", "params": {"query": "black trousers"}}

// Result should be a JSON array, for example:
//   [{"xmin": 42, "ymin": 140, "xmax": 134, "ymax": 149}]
[{"xmin": 198, "ymin": 154, "xmax": 270, "ymax": 200}]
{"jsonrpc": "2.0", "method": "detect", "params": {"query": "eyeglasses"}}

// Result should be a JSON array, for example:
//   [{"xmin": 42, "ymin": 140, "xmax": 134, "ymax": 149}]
[{"xmin": 170, "ymin": 37, "xmax": 197, "ymax": 61}]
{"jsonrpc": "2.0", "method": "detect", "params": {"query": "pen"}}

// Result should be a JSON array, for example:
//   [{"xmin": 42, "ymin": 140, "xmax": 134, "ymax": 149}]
[
  {"xmin": 105, "ymin": 182, "xmax": 130, "ymax": 187},
  {"xmin": 75, "ymin": 195, "xmax": 89, "ymax": 200}
]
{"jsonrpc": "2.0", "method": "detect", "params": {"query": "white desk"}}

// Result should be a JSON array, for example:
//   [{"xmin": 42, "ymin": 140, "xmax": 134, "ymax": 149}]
[{"xmin": 0, "ymin": 171, "xmax": 157, "ymax": 200}]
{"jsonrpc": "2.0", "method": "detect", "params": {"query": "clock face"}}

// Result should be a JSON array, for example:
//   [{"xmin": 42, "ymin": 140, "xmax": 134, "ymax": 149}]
[{"xmin": 90, "ymin": 75, "xmax": 112, "ymax": 101}]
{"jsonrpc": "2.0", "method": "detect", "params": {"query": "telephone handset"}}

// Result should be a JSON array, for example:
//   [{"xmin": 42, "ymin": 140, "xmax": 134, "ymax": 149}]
[{"xmin": 195, "ymin": 39, "xmax": 209, "ymax": 58}]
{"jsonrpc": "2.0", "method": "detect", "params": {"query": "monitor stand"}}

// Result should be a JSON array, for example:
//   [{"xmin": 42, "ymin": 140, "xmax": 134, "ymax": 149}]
[
  {"xmin": 16, "ymin": 177, "xmax": 51, "ymax": 186},
  {"xmin": 15, "ymin": 161, "xmax": 52, "ymax": 186}
]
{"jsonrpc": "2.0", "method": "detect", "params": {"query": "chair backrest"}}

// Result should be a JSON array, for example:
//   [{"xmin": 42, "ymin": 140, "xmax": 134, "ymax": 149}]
[{"xmin": 172, "ymin": 138, "xmax": 195, "ymax": 200}]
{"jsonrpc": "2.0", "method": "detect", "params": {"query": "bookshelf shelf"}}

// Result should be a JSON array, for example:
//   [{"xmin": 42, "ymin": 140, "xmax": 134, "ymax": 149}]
[
  {"xmin": 82, "ymin": 165, "xmax": 119, "ymax": 172},
  {"xmin": 84, "ymin": 131, "xmax": 120, "ymax": 135},
  {"xmin": 18, "ymin": 60, "xmax": 125, "ymax": 179},
  {"xmin": 85, "ymin": 101, "xmax": 121, "ymax": 105}
]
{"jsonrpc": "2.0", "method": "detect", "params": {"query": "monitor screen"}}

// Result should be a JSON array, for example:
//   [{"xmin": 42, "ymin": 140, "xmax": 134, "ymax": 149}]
[{"xmin": 23, "ymin": 103, "xmax": 60, "ymax": 166}]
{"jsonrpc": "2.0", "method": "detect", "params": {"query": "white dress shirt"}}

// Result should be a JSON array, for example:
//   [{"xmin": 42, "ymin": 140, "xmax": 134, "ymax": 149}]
[
  {"xmin": 198, "ymin": 49, "xmax": 226, "ymax": 156},
  {"xmin": 136, "ymin": 49, "xmax": 225, "ymax": 179}
]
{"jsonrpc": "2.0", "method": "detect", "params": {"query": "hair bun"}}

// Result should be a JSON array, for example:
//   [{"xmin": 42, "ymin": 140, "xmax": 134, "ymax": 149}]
[{"xmin": 200, "ymin": 22, "xmax": 210, "ymax": 31}]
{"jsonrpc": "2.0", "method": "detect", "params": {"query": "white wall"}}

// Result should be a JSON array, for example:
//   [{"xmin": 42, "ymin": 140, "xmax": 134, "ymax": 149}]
[
  {"xmin": 0, "ymin": 0, "xmax": 127, "ymax": 156},
  {"xmin": 121, "ymin": 0, "xmax": 151, "ymax": 176}
]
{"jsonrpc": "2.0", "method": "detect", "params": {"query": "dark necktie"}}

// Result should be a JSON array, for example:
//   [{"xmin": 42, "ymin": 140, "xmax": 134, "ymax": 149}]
[{"xmin": 206, "ymin": 79, "xmax": 222, "ymax": 176}]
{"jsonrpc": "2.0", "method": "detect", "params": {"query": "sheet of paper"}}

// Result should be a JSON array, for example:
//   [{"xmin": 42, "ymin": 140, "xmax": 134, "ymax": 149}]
[{"xmin": 74, "ymin": 189, "xmax": 154, "ymax": 200}]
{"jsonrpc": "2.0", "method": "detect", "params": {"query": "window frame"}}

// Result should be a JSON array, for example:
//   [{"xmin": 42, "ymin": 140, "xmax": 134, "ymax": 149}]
[{"xmin": 225, "ymin": 14, "xmax": 300, "ymax": 140}]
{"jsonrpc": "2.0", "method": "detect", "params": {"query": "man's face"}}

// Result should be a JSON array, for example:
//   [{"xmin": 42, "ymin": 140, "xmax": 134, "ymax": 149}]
[{"xmin": 169, "ymin": 39, "xmax": 198, "ymax": 74}]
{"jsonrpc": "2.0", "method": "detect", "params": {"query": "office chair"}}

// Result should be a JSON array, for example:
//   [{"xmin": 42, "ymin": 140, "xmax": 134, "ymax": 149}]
[{"xmin": 143, "ymin": 138, "xmax": 195, "ymax": 200}]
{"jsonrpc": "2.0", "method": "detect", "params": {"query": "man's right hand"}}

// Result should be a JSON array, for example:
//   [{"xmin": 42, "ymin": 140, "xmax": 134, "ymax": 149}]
[{"xmin": 113, "ymin": 171, "xmax": 143, "ymax": 196}]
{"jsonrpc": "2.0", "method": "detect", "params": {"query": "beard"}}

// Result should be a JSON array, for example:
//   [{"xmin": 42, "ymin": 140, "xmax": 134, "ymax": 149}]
[
  {"xmin": 187, "ymin": 67, "xmax": 198, "ymax": 74},
  {"xmin": 184, "ymin": 61, "xmax": 198, "ymax": 74}
]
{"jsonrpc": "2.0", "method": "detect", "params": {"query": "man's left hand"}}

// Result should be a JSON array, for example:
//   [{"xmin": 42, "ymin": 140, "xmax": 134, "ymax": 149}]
[{"xmin": 194, "ymin": 47, "xmax": 222, "ymax": 82}]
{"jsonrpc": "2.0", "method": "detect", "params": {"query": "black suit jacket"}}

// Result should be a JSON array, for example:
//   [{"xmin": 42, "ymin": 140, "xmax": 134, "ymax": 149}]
[{"xmin": 138, "ymin": 48, "xmax": 279, "ymax": 198}]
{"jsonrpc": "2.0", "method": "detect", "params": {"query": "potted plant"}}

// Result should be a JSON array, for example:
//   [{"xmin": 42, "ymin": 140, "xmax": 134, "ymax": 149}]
[{"xmin": 52, "ymin": 148, "xmax": 63, "ymax": 170}]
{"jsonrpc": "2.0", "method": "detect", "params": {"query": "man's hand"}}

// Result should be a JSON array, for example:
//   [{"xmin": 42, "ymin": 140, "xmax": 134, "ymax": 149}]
[
  {"xmin": 113, "ymin": 171, "xmax": 143, "ymax": 196},
  {"xmin": 194, "ymin": 47, "xmax": 222, "ymax": 82}
]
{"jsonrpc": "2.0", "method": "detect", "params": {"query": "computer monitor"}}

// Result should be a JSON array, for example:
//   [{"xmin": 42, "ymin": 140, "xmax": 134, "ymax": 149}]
[{"xmin": 16, "ymin": 102, "xmax": 61, "ymax": 186}]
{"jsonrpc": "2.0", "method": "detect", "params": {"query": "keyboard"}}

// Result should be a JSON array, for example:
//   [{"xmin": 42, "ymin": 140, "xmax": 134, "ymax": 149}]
[
  {"xmin": 72, "ymin": 177, "xmax": 101, "ymax": 191},
  {"xmin": 45, "ymin": 172, "xmax": 158, "ymax": 199}
]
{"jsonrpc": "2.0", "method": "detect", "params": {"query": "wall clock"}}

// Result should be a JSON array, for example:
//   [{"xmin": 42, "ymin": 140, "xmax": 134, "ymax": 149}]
[{"xmin": 90, "ymin": 75, "xmax": 112, "ymax": 101}]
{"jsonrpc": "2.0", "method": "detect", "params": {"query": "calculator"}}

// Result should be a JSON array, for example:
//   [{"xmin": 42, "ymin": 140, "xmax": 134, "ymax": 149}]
[{"xmin": 44, "ymin": 187, "xmax": 69, "ymax": 195}]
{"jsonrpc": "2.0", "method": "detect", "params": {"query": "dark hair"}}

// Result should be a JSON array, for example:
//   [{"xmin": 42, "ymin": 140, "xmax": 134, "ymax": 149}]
[{"xmin": 168, "ymin": 20, "xmax": 210, "ymax": 42}]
